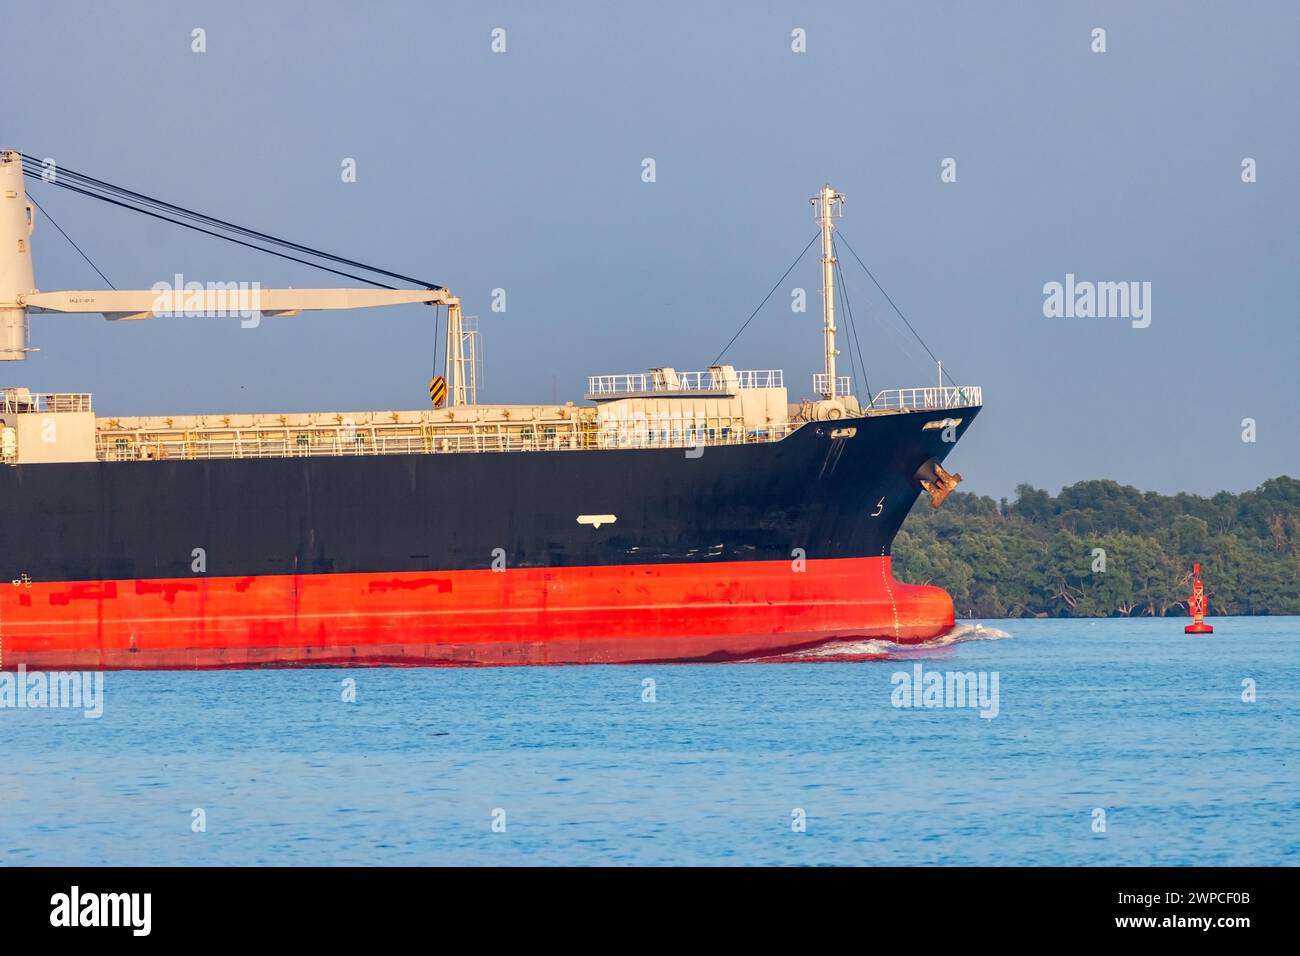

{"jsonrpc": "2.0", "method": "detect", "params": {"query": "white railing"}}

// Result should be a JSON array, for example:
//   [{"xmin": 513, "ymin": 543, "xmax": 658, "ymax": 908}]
[
  {"xmin": 732, "ymin": 369, "xmax": 784, "ymax": 389},
  {"xmin": 99, "ymin": 431, "xmax": 588, "ymax": 461},
  {"xmin": 869, "ymin": 385, "xmax": 982, "ymax": 410},
  {"xmin": 588, "ymin": 373, "xmax": 652, "ymax": 395},
  {"xmin": 586, "ymin": 369, "xmax": 783, "ymax": 396},
  {"xmin": 812, "ymin": 374, "xmax": 852, "ymax": 397},
  {"xmin": 595, "ymin": 420, "xmax": 799, "ymax": 450},
  {"xmin": 94, "ymin": 417, "xmax": 807, "ymax": 463},
  {"xmin": 1, "ymin": 390, "xmax": 93, "ymax": 414}
]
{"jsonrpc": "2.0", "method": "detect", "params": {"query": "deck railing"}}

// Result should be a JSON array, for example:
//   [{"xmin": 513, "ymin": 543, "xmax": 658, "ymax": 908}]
[
  {"xmin": 812, "ymin": 374, "xmax": 853, "ymax": 398},
  {"xmin": 1, "ymin": 391, "xmax": 93, "ymax": 414},
  {"xmin": 869, "ymin": 385, "xmax": 982, "ymax": 410},
  {"xmin": 594, "ymin": 419, "xmax": 798, "ymax": 450},
  {"xmin": 587, "ymin": 369, "xmax": 784, "ymax": 396},
  {"xmin": 94, "ymin": 417, "xmax": 804, "ymax": 462}
]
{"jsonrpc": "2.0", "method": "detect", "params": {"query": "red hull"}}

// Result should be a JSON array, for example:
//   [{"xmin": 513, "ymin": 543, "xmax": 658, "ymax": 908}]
[{"xmin": 0, "ymin": 557, "xmax": 954, "ymax": 669}]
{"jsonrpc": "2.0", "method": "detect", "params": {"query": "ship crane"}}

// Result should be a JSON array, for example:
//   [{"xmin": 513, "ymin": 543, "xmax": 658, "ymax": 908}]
[{"xmin": 0, "ymin": 150, "xmax": 477, "ymax": 405}]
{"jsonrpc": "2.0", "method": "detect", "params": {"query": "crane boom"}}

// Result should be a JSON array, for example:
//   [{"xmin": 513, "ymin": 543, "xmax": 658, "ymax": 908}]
[
  {"xmin": 22, "ymin": 287, "xmax": 455, "ymax": 321},
  {"xmin": 0, "ymin": 148, "xmax": 478, "ymax": 403}
]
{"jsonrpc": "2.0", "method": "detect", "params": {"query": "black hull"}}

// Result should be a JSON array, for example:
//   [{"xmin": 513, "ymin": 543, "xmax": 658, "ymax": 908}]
[{"xmin": 1, "ymin": 408, "xmax": 977, "ymax": 583}]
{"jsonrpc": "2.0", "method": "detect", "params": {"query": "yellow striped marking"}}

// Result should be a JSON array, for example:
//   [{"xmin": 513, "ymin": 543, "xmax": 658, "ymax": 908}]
[{"xmin": 429, "ymin": 376, "xmax": 447, "ymax": 408}]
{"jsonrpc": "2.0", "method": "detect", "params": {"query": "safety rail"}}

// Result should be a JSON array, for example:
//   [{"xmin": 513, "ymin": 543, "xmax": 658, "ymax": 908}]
[
  {"xmin": 812, "ymin": 374, "xmax": 853, "ymax": 398},
  {"xmin": 1, "ymin": 390, "xmax": 93, "ymax": 414},
  {"xmin": 732, "ymin": 369, "xmax": 783, "ymax": 389},
  {"xmin": 594, "ymin": 419, "xmax": 799, "ymax": 449},
  {"xmin": 94, "ymin": 418, "xmax": 804, "ymax": 462},
  {"xmin": 869, "ymin": 385, "xmax": 982, "ymax": 410},
  {"xmin": 98, "ymin": 425, "xmax": 590, "ymax": 461},
  {"xmin": 587, "ymin": 368, "xmax": 784, "ymax": 396}
]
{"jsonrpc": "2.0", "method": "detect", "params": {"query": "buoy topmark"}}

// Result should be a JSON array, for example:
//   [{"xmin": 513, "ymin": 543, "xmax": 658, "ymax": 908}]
[{"xmin": 1185, "ymin": 562, "xmax": 1214, "ymax": 635}]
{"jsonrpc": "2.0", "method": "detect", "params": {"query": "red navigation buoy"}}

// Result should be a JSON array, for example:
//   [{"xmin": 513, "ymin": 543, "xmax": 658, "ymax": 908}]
[{"xmin": 1184, "ymin": 562, "xmax": 1214, "ymax": 634}]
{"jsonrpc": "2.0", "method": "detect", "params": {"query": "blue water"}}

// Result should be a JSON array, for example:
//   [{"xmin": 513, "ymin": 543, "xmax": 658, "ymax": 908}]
[{"xmin": 1, "ymin": 617, "xmax": 1296, "ymax": 866}]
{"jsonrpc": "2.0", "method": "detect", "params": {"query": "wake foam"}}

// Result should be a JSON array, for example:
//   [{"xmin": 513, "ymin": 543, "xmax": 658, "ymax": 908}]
[
  {"xmin": 753, "ymin": 622, "xmax": 1011, "ymax": 662},
  {"xmin": 930, "ymin": 622, "xmax": 1013, "ymax": 645}
]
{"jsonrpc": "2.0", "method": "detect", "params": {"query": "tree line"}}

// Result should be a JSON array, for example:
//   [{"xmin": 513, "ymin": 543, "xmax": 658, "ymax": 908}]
[{"xmin": 892, "ymin": 476, "xmax": 1300, "ymax": 618}]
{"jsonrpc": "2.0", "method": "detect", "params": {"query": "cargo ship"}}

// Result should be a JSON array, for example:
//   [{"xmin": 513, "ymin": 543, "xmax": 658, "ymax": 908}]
[{"xmin": 0, "ymin": 151, "xmax": 981, "ymax": 668}]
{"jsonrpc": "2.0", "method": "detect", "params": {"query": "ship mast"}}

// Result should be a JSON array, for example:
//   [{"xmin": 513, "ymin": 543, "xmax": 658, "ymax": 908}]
[{"xmin": 812, "ymin": 184, "xmax": 845, "ymax": 400}]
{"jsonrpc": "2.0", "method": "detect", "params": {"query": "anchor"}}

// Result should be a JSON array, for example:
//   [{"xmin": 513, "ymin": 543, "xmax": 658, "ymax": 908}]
[{"xmin": 914, "ymin": 457, "xmax": 962, "ymax": 509}]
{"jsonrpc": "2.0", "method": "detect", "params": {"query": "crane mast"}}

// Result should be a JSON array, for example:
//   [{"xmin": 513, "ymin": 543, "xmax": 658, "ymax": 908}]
[{"xmin": 813, "ymin": 184, "xmax": 845, "ymax": 401}]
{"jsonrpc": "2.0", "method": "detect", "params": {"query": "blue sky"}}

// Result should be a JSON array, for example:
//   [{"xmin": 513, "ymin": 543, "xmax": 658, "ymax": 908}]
[{"xmin": 3, "ymin": 0, "xmax": 1296, "ymax": 497}]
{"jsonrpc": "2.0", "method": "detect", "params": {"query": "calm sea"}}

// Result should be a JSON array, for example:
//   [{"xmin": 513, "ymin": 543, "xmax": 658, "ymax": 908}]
[{"xmin": 2, "ymin": 617, "xmax": 1296, "ymax": 866}]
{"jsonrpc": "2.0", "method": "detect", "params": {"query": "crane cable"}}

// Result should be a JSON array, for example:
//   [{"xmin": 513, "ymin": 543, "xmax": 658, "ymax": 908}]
[
  {"xmin": 711, "ymin": 232, "xmax": 820, "ymax": 367},
  {"xmin": 25, "ymin": 192, "xmax": 116, "ymax": 290},
  {"xmin": 831, "ymin": 238, "xmax": 872, "ymax": 407},
  {"xmin": 18, "ymin": 153, "xmax": 440, "ymax": 290},
  {"xmin": 831, "ymin": 249, "xmax": 859, "ymax": 399},
  {"xmin": 835, "ymin": 228, "xmax": 966, "ymax": 396}
]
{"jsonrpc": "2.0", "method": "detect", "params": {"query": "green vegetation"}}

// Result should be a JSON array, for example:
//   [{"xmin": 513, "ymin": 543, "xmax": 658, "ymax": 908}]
[{"xmin": 893, "ymin": 476, "xmax": 1300, "ymax": 618}]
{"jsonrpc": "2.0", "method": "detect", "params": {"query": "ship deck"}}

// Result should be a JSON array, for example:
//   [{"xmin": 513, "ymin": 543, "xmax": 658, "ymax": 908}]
[
  {"xmin": 93, "ymin": 404, "xmax": 798, "ymax": 461},
  {"xmin": 1, "ymin": 385, "xmax": 981, "ymax": 464}
]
